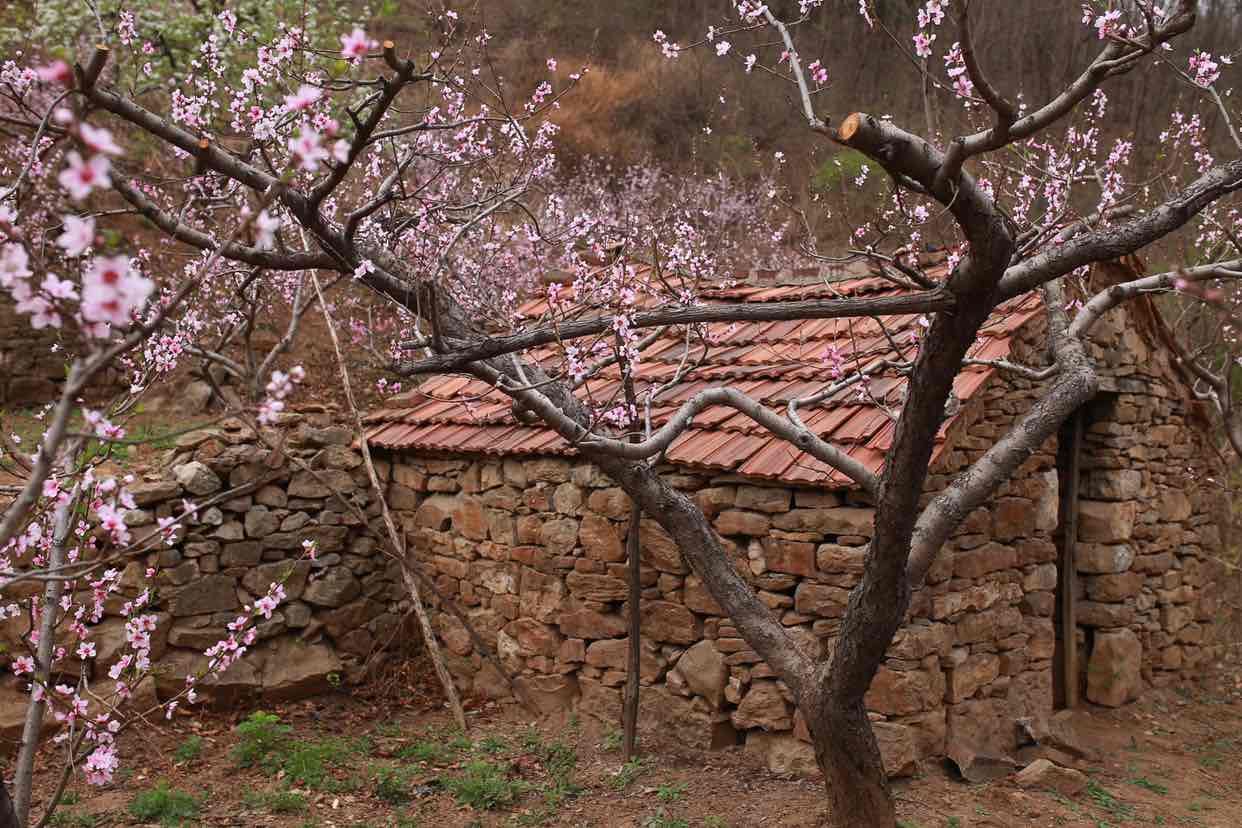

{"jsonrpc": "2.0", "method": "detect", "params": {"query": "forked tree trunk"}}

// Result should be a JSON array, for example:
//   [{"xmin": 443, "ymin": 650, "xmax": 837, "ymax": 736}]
[{"xmin": 803, "ymin": 544, "xmax": 913, "ymax": 828}]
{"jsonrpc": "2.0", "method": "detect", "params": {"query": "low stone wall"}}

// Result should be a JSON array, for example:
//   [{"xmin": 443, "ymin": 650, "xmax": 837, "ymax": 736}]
[
  {"xmin": 0, "ymin": 295, "xmax": 120, "ymax": 406},
  {"xmin": 0, "ymin": 418, "xmax": 412, "ymax": 712},
  {"xmin": 389, "ymin": 447, "xmax": 1058, "ymax": 776}
]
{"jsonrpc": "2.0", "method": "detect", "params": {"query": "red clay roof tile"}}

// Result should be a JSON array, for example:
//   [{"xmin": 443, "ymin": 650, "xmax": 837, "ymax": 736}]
[{"xmin": 365, "ymin": 262, "xmax": 1044, "ymax": 488}]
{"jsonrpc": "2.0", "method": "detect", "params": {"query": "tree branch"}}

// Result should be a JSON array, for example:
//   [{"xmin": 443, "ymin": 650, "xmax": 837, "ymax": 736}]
[
  {"xmin": 395, "ymin": 288, "xmax": 955, "ymax": 375},
  {"xmin": 999, "ymin": 159, "xmax": 1242, "ymax": 299},
  {"xmin": 906, "ymin": 281, "xmax": 1095, "ymax": 586},
  {"xmin": 112, "ymin": 178, "xmax": 334, "ymax": 270}
]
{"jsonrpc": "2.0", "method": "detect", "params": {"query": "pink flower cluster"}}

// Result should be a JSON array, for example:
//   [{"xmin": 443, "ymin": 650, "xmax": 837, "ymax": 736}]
[
  {"xmin": 257, "ymin": 365, "xmax": 305, "ymax": 424},
  {"xmin": 1189, "ymin": 50, "xmax": 1223, "ymax": 88},
  {"xmin": 57, "ymin": 123, "xmax": 123, "ymax": 201},
  {"xmin": 340, "ymin": 28, "xmax": 378, "ymax": 62},
  {"xmin": 80, "ymin": 255, "xmax": 156, "ymax": 333}
]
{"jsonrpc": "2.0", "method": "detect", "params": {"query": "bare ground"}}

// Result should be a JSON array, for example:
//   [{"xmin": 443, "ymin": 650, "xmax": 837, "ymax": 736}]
[{"xmin": 17, "ymin": 647, "xmax": 1242, "ymax": 828}]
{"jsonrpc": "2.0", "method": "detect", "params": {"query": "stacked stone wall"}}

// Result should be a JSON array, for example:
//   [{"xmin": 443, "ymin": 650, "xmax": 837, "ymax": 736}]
[
  {"xmin": 0, "ymin": 295, "xmax": 121, "ymax": 406},
  {"xmin": 1072, "ymin": 308, "xmax": 1228, "ymax": 704},
  {"xmin": 0, "ymin": 417, "xmax": 411, "ymax": 716}
]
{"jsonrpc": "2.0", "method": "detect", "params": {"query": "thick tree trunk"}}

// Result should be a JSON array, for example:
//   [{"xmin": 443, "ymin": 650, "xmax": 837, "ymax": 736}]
[
  {"xmin": 804, "ymin": 535, "xmax": 913, "ymax": 828},
  {"xmin": 807, "ymin": 693, "xmax": 894, "ymax": 827}
]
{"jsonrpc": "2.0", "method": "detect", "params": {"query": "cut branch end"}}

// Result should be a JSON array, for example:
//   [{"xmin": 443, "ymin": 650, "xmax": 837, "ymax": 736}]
[
  {"xmin": 78, "ymin": 45, "xmax": 110, "ymax": 91},
  {"xmin": 838, "ymin": 113, "xmax": 863, "ymax": 143},
  {"xmin": 382, "ymin": 42, "xmax": 402, "ymax": 73},
  {"xmin": 193, "ymin": 138, "xmax": 211, "ymax": 176}
]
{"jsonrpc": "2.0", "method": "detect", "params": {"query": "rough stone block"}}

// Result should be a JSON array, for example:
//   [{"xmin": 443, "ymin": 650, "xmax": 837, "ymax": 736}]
[
  {"xmin": 1076, "ymin": 544, "xmax": 1135, "ymax": 574},
  {"xmin": 1086, "ymin": 628, "xmax": 1142, "ymax": 707},
  {"xmin": 1078, "ymin": 501, "xmax": 1136, "ymax": 543},
  {"xmin": 641, "ymin": 601, "xmax": 700, "ymax": 644}
]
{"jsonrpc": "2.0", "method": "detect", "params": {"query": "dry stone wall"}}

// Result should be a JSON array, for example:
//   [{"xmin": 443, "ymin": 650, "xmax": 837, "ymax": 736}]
[
  {"xmin": 391, "ymin": 439, "xmax": 1059, "ymax": 776},
  {"xmin": 0, "ymin": 296, "xmax": 122, "ymax": 406},
  {"xmin": 0, "ymin": 296, "xmax": 75, "ymax": 406},
  {"xmin": 0, "ymin": 417, "xmax": 413, "ymax": 721},
  {"xmin": 1073, "ymin": 307, "xmax": 1229, "ymax": 705}
]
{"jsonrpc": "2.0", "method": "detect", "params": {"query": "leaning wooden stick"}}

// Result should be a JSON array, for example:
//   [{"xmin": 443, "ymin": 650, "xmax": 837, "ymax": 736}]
[{"xmin": 310, "ymin": 275, "xmax": 467, "ymax": 733}]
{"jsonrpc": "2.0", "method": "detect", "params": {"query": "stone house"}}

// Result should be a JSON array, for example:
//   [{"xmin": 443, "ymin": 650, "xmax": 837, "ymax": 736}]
[{"xmin": 360, "ymin": 260, "xmax": 1229, "ymax": 774}]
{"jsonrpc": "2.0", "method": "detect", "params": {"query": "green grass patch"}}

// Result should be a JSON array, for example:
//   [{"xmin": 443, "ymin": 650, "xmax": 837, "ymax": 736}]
[
  {"xmin": 231, "ymin": 711, "xmax": 367, "ymax": 791},
  {"xmin": 475, "ymin": 735, "xmax": 508, "ymax": 755},
  {"xmin": 233, "ymin": 711, "xmax": 292, "ymax": 768},
  {"xmin": 611, "ymin": 757, "xmax": 646, "ymax": 791},
  {"xmin": 1129, "ymin": 774, "xmax": 1168, "ymax": 795},
  {"xmin": 443, "ymin": 760, "xmax": 526, "ymax": 811},
  {"xmin": 642, "ymin": 811, "xmax": 690, "ymax": 828},
  {"xmin": 173, "ymin": 734, "xmax": 204, "ymax": 764},
  {"xmin": 397, "ymin": 739, "xmax": 459, "ymax": 765},
  {"xmin": 242, "ymin": 789, "xmax": 308, "ymax": 814},
  {"xmin": 128, "ymin": 782, "xmax": 200, "ymax": 827},
  {"xmin": 374, "ymin": 764, "xmax": 418, "ymax": 804},
  {"xmin": 657, "ymin": 782, "xmax": 687, "ymax": 803},
  {"xmin": 1085, "ymin": 778, "xmax": 1136, "ymax": 821},
  {"xmin": 281, "ymin": 737, "xmax": 367, "ymax": 791}
]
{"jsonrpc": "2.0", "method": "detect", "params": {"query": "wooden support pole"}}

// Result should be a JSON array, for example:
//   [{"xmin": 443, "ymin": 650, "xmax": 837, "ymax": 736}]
[
  {"xmin": 310, "ymin": 276, "xmax": 467, "ymax": 732},
  {"xmin": 622, "ymin": 502, "xmax": 642, "ymax": 761}
]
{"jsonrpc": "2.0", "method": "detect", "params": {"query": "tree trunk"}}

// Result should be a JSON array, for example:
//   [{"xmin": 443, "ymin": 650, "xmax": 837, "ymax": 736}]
[
  {"xmin": 13, "ymin": 486, "xmax": 76, "ymax": 827},
  {"xmin": 802, "ymin": 541, "xmax": 912, "ymax": 828},
  {"xmin": 806, "ymin": 692, "xmax": 894, "ymax": 827}
]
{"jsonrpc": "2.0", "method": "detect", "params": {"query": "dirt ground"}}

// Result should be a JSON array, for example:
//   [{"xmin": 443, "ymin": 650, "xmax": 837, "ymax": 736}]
[{"xmin": 16, "ymin": 647, "xmax": 1242, "ymax": 828}]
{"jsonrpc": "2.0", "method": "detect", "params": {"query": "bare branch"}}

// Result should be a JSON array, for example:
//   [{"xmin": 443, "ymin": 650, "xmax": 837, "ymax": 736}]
[
  {"xmin": 956, "ymin": 1, "xmax": 1017, "ymax": 127},
  {"xmin": 760, "ymin": 7, "xmax": 829, "ymax": 132},
  {"xmin": 1067, "ymin": 260, "xmax": 1242, "ymax": 338},
  {"xmin": 396, "ymin": 288, "xmax": 954, "ymax": 375},
  {"xmin": 112, "ymin": 178, "xmax": 333, "ymax": 270}
]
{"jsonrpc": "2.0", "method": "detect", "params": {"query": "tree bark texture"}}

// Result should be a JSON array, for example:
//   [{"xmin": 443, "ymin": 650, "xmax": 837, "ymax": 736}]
[
  {"xmin": 806, "ymin": 691, "xmax": 894, "ymax": 826},
  {"xmin": 13, "ymin": 489, "xmax": 76, "ymax": 827}
]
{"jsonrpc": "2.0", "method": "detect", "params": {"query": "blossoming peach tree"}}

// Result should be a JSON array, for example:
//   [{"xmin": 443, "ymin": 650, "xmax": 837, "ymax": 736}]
[{"xmin": 0, "ymin": 1, "xmax": 1240, "ymax": 827}]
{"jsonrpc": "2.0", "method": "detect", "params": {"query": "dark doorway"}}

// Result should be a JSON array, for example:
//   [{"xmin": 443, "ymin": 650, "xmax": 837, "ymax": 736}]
[{"xmin": 1053, "ymin": 406, "xmax": 1086, "ymax": 709}]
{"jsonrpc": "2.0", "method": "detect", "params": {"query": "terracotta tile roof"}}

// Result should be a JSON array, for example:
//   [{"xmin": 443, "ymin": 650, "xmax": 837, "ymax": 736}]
[{"xmin": 365, "ymin": 263, "xmax": 1043, "ymax": 488}]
